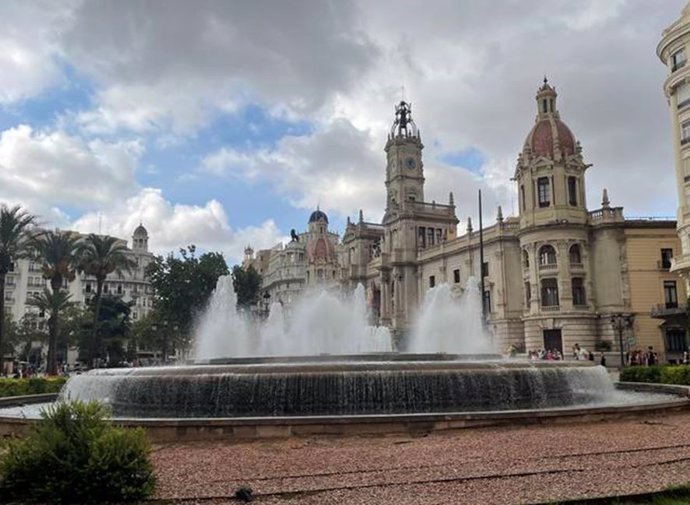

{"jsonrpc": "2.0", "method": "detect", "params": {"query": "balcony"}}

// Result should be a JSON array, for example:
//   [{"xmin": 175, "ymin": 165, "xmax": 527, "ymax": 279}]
[
  {"xmin": 658, "ymin": 259, "xmax": 672, "ymax": 271},
  {"xmin": 673, "ymin": 60, "xmax": 687, "ymax": 72},
  {"xmin": 671, "ymin": 254, "xmax": 690, "ymax": 273},
  {"xmin": 538, "ymin": 263, "xmax": 558, "ymax": 272},
  {"xmin": 570, "ymin": 262, "xmax": 585, "ymax": 271},
  {"xmin": 540, "ymin": 305, "xmax": 560, "ymax": 312},
  {"xmin": 681, "ymin": 137, "xmax": 690, "ymax": 147},
  {"xmin": 651, "ymin": 303, "xmax": 687, "ymax": 318}
]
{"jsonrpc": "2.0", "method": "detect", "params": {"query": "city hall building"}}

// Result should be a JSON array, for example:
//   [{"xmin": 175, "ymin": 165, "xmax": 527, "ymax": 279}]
[{"xmin": 247, "ymin": 80, "xmax": 686, "ymax": 362}]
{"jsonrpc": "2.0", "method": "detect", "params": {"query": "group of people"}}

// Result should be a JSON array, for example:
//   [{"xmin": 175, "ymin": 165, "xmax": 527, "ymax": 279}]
[
  {"xmin": 625, "ymin": 347, "xmax": 659, "ymax": 367},
  {"xmin": 527, "ymin": 349, "xmax": 564, "ymax": 361}
]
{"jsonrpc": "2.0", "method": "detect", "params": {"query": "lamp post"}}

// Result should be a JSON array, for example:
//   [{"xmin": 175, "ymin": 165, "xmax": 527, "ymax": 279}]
[
  {"xmin": 610, "ymin": 313, "xmax": 634, "ymax": 368},
  {"xmin": 262, "ymin": 291, "xmax": 271, "ymax": 318}
]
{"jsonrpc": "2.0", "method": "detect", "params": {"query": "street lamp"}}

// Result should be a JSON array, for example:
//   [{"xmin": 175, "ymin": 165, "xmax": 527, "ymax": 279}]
[{"xmin": 610, "ymin": 313, "xmax": 634, "ymax": 368}]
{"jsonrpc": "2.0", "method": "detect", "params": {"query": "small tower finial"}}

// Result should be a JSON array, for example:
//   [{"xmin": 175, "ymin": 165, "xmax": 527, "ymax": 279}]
[
  {"xmin": 496, "ymin": 205, "xmax": 504, "ymax": 223},
  {"xmin": 466, "ymin": 217, "xmax": 473, "ymax": 233},
  {"xmin": 544, "ymin": 75, "xmax": 548, "ymax": 85},
  {"xmin": 449, "ymin": 191, "xmax": 455, "ymax": 206},
  {"xmin": 602, "ymin": 188, "xmax": 610, "ymax": 209},
  {"xmin": 358, "ymin": 209, "xmax": 364, "ymax": 223}
]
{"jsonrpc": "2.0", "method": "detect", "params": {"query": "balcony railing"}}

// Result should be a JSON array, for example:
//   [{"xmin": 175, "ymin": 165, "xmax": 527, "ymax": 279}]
[
  {"xmin": 651, "ymin": 303, "xmax": 687, "ymax": 318},
  {"xmin": 538, "ymin": 263, "xmax": 558, "ymax": 271},
  {"xmin": 541, "ymin": 305, "xmax": 560, "ymax": 312}
]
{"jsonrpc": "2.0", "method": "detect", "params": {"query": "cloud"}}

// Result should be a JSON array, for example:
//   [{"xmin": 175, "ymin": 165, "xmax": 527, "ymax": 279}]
[
  {"xmin": 71, "ymin": 188, "xmax": 285, "ymax": 263},
  {"xmin": 200, "ymin": 118, "xmax": 504, "ymax": 224},
  {"xmin": 0, "ymin": 124, "xmax": 141, "ymax": 219}
]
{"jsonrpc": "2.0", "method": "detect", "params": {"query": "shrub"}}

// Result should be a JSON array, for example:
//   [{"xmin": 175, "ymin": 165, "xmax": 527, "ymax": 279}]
[
  {"xmin": 0, "ymin": 400, "xmax": 156, "ymax": 504},
  {"xmin": 620, "ymin": 365, "xmax": 663, "ymax": 383},
  {"xmin": 0, "ymin": 377, "xmax": 67, "ymax": 398}
]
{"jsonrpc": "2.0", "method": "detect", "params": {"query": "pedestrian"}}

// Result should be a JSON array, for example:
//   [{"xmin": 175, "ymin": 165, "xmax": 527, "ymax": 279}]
[{"xmin": 600, "ymin": 352, "xmax": 607, "ymax": 367}]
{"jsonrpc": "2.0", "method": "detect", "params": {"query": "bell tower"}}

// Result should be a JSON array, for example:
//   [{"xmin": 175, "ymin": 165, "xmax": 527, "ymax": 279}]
[{"xmin": 384, "ymin": 101, "xmax": 424, "ymax": 211}]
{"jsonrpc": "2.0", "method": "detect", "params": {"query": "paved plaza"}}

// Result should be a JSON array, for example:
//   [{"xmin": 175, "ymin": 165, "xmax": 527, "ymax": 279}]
[{"xmin": 151, "ymin": 411, "xmax": 690, "ymax": 504}]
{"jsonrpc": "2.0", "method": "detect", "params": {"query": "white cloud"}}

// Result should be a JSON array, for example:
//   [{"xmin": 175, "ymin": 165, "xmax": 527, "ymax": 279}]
[
  {"xmin": 0, "ymin": 124, "xmax": 141, "ymax": 217},
  {"xmin": 200, "ymin": 118, "xmax": 505, "ymax": 224},
  {"xmin": 71, "ymin": 188, "xmax": 285, "ymax": 264}
]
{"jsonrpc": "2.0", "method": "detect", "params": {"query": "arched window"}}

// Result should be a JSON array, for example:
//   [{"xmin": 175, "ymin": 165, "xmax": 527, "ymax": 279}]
[
  {"xmin": 569, "ymin": 244, "xmax": 582, "ymax": 265},
  {"xmin": 539, "ymin": 245, "xmax": 557, "ymax": 266},
  {"xmin": 522, "ymin": 250, "xmax": 530, "ymax": 268}
]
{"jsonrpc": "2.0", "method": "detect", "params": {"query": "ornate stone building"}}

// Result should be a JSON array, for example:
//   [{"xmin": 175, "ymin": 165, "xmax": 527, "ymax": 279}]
[{"xmin": 249, "ymin": 80, "xmax": 685, "ymax": 361}]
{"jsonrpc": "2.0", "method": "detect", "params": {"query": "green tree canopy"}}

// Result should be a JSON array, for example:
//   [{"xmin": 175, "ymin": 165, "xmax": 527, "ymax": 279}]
[
  {"xmin": 231, "ymin": 264, "xmax": 262, "ymax": 308},
  {"xmin": 146, "ymin": 245, "xmax": 228, "ymax": 350},
  {"xmin": 78, "ymin": 295, "xmax": 133, "ymax": 367},
  {"xmin": 0, "ymin": 204, "xmax": 37, "ymax": 365}
]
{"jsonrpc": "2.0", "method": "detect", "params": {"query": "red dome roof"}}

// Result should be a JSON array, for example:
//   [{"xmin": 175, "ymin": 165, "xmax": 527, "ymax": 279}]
[{"xmin": 527, "ymin": 117, "xmax": 576, "ymax": 157}]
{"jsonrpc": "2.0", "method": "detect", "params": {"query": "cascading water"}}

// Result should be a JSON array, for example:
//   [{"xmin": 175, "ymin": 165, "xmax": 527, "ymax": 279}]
[
  {"xmin": 194, "ymin": 277, "xmax": 392, "ymax": 359},
  {"xmin": 409, "ymin": 277, "xmax": 492, "ymax": 354}
]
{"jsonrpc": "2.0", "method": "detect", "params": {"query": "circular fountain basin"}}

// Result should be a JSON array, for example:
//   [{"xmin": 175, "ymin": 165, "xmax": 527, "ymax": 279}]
[{"xmin": 2, "ymin": 355, "xmax": 688, "ymax": 441}]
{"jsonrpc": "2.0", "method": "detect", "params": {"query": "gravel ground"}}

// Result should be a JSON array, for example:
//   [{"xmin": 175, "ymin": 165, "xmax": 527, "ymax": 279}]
[{"xmin": 151, "ymin": 413, "xmax": 690, "ymax": 504}]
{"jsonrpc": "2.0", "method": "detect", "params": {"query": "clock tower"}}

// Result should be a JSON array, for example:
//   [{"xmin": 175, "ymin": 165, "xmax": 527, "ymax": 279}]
[{"xmin": 384, "ymin": 101, "xmax": 424, "ymax": 211}]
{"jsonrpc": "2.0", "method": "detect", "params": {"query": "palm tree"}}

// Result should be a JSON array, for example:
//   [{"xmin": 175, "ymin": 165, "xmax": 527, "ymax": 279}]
[
  {"xmin": 79, "ymin": 234, "xmax": 136, "ymax": 351},
  {"xmin": 32, "ymin": 230, "xmax": 81, "ymax": 374},
  {"xmin": 0, "ymin": 205, "xmax": 37, "ymax": 368},
  {"xmin": 28, "ymin": 289, "xmax": 73, "ymax": 374}
]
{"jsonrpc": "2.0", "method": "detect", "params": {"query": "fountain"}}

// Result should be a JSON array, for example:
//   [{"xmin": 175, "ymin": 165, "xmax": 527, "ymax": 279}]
[{"xmin": 1, "ymin": 276, "xmax": 687, "ymax": 440}]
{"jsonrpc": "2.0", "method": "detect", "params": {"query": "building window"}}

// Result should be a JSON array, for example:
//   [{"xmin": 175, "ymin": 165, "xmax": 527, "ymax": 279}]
[
  {"xmin": 85, "ymin": 283, "xmax": 92, "ymax": 293},
  {"xmin": 672, "ymin": 48, "xmax": 687, "ymax": 72},
  {"xmin": 436, "ymin": 229, "xmax": 443, "ymax": 244},
  {"xmin": 666, "ymin": 329, "xmax": 687, "ymax": 353},
  {"xmin": 453, "ymin": 269, "xmax": 460, "ymax": 284},
  {"xmin": 567, "ymin": 176, "xmax": 577, "ymax": 206},
  {"xmin": 664, "ymin": 280, "xmax": 678, "ymax": 309},
  {"xmin": 418, "ymin": 227, "xmax": 426, "ymax": 248},
  {"xmin": 520, "ymin": 185, "xmax": 526, "ymax": 211},
  {"xmin": 429, "ymin": 275, "xmax": 436, "ymax": 288},
  {"xmin": 569, "ymin": 244, "xmax": 582, "ymax": 265},
  {"xmin": 483, "ymin": 290, "xmax": 491, "ymax": 314},
  {"xmin": 661, "ymin": 248, "xmax": 673, "ymax": 269},
  {"xmin": 537, "ymin": 177, "xmax": 550, "ymax": 207},
  {"xmin": 541, "ymin": 278, "xmax": 559, "ymax": 307},
  {"xmin": 572, "ymin": 277, "xmax": 586, "ymax": 306},
  {"xmin": 522, "ymin": 250, "xmax": 529, "ymax": 268},
  {"xmin": 678, "ymin": 82, "xmax": 690, "ymax": 109},
  {"xmin": 539, "ymin": 245, "xmax": 557, "ymax": 266},
  {"xmin": 481, "ymin": 262, "xmax": 489, "ymax": 277},
  {"xmin": 525, "ymin": 281, "xmax": 531, "ymax": 305},
  {"xmin": 682, "ymin": 120, "xmax": 690, "ymax": 145},
  {"xmin": 427, "ymin": 228, "xmax": 435, "ymax": 247}
]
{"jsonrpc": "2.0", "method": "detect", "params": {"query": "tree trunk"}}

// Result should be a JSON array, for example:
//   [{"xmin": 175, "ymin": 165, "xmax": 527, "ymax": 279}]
[
  {"xmin": 0, "ymin": 272, "xmax": 6, "ymax": 374},
  {"xmin": 47, "ymin": 314, "xmax": 58, "ymax": 375},
  {"xmin": 50, "ymin": 275, "xmax": 62, "ymax": 294},
  {"xmin": 90, "ymin": 277, "xmax": 104, "ymax": 358}
]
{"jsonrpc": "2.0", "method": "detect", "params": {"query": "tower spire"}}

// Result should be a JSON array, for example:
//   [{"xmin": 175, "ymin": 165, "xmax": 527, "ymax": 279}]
[{"xmin": 602, "ymin": 188, "xmax": 610, "ymax": 209}]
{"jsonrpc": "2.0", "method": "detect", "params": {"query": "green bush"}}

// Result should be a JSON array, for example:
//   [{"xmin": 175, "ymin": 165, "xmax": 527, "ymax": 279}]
[
  {"xmin": 0, "ymin": 377, "xmax": 67, "ymax": 398},
  {"xmin": 620, "ymin": 365, "xmax": 663, "ymax": 383},
  {"xmin": 620, "ymin": 365, "xmax": 690, "ymax": 385},
  {"xmin": 0, "ymin": 400, "xmax": 156, "ymax": 504}
]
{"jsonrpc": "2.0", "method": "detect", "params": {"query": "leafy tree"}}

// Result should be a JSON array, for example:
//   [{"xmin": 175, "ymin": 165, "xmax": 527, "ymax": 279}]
[
  {"xmin": 232, "ymin": 264, "xmax": 262, "ymax": 308},
  {"xmin": 146, "ymin": 245, "xmax": 228, "ymax": 352},
  {"xmin": 79, "ymin": 234, "xmax": 136, "ymax": 354},
  {"xmin": 78, "ymin": 295, "xmax": 133, "ymax": 367},
  {"xmin": 27, "ymin": 290, "xmax": 73, "ymax": 374},
  {"xmin": 31, "ymin": 231, "xmax": 81, "ymax": 374},
  {"xmin": 0, "ymin": 205, "xmax": 37, "ymax": 367}
]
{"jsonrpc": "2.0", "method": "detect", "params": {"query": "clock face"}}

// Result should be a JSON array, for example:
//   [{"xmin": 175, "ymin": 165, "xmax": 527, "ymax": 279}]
[{"xmin": 405, "ymin": 157, "xmax": 416, "ymax": 169}]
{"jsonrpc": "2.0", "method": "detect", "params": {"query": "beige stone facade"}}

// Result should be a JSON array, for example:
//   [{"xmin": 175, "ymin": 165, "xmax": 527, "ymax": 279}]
[
  {"xmin": 659, "ymin": 3, "xmax": 690, "ymax": 287},
  {"xmin": 248, "ymin": 80, "xmax": 685, "ymax": 361}
]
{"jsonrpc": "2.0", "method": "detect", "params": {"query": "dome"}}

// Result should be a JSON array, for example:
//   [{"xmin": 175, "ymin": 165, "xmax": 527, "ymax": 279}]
[
  {"xmin": 133, "ymin": 223, "xmax": 148, "ymax": 237},
  {"xmin": 526, "ymin": 117, "xmax": 576, "ymax": 157},
  {"xmin": 309, "ymin": 209, "xmax": 329, "ymax": 224}
]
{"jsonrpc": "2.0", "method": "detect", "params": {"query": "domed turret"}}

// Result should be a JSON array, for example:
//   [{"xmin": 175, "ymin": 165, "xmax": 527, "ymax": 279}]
[
  {"xmin": 132, "ymin": 222, "xmax": 149, "ymax": 252},
  {"xmin": 523, "ymin": 78, "xmax": 577, "ymax": 158},
  {"xmin": 308, "ymin": 209, "xmax": 328, "ymax": 224}
]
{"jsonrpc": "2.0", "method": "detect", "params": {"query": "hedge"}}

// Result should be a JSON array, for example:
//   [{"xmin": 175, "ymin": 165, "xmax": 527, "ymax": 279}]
[
  {"xmin": 0, "ymin": 377, "xmax": 67, "ymax": 398},
  {"xmin": 619, "ymin": 365, "xmax": 690, "ymax": 385}
]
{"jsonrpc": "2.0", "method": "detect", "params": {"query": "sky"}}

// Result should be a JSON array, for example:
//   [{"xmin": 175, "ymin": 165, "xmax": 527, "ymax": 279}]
[{"xmin": 0, "ymin": 0, "xmax": 685, "ymax": 264}]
